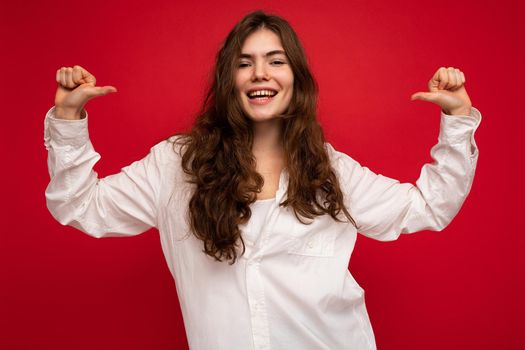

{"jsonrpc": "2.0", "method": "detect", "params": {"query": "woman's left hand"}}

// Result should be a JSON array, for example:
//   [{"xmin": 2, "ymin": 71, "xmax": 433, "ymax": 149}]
[{"xmin": 411, "ymin": 67, "xmax": 472, "ymax": 116}]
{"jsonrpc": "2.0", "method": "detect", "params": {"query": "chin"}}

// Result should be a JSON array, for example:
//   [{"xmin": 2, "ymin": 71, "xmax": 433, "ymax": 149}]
[
  {"xmin": 247, "ymin": 112, "xmax": 281, "ymax": 122},
  {"xmin": 243, "ymin": 106, "xmax": 284, "ymax": 121}
]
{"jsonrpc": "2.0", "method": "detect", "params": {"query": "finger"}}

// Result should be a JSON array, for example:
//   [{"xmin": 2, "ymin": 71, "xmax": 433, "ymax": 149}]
[
  {"xmin": 86, "ymin": 86, "xmax": 118, "ymax": 99},
  {"xmin": 101, "ymin": 85, "xmax": 118, "ymax": 94},
  {"xmin": 446, "ymin": 67, "xmax": 457, "ymax": 89},
  {"xmin": 74, "ymin": 65, "xmax": 96, "ymax": 85},
  {"xmin": 455, "ymin": 69, "xmax": 463, "ymax": 89},
  {"xmin": 460, "ymin": 71, "xmax": 466, "ymax": 84},
  {"xmin": 72, "ymin": 66, "xmax": 83, "ymax": 84},
  {"xmin": 66, "ymin": 67, "xmax": 75, "ymax": 88},
  {"xmin": 454, "ymin": 68, "xmax": 462, "ymax": 88},
  {"xmin": 411, "ymin": 91, "xmax": 438, "ymax": 102},
  {"xmin": 429, "ymin": 67, "xmax": 442, "ymax": 90},
  {"xmin": 59, "ymin": 67, "xmax": 67, "ymax": 87},
  {"xmin": 438, "ymin": 67, "xmax": 448, "ymax": 90},
  {"xmin": 56, "ymin": 69, "xmax": 60, "ymax": 84}
]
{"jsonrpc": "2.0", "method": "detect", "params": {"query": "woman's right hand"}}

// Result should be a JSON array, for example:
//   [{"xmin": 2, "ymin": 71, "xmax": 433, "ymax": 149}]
[{"xmin": 54, "ymin": 65, "xmax": 117, "ymax": 120}]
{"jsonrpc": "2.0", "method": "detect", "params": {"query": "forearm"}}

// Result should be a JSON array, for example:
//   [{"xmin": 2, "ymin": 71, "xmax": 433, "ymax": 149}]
[
  {"xmin": 406, "ymin": 106, "xmax": 482, "ymax": 232},
  {"xmin": 44, "ymin": 106, "xmax": 159, "ymax": 238},
  {"xmin": 341, "ymin": 106, "xmax": 482, "ymax": 241},
  {"xmin": 54, "ymin": 106, "xmax": 86, "ymax": 120}
]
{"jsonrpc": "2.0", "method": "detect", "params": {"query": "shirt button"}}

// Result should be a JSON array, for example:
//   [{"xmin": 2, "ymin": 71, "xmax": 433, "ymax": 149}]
[{"xmin": 307, "ymin": 241, "xmax": 314, "ymax": 248}]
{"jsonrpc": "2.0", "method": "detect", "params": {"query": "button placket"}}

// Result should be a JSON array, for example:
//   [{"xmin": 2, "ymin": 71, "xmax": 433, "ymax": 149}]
[
  {"xmin": 247, "ymin": 199, "xmax": 285, "ymax": 349},
  {"xmin": 245, "ymin": 168, "xmax": 288, "ymax": 349},
  {"xmin": 246, "ymin": 260, "xmax": 271, "ymax": 350}
]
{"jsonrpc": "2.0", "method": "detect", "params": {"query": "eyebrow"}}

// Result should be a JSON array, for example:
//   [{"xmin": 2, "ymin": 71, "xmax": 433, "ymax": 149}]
[{"xmin": 239, "ymin": 50, "xmax": 286, "ymax": 59}]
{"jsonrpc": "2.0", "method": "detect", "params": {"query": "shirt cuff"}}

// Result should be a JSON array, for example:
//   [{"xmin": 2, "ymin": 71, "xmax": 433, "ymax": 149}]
[
  {"xmin": 438, "ymin": 106, "xmax": 482, "ymax": 145},
  {"xmin": 44, "ymin": 106, "xmax": 89, "ymax": 148}
]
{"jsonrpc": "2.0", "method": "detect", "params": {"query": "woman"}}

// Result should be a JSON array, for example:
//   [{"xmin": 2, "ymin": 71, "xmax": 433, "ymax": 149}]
[{"xmin": 45, "ymin": 10, "xmax": 481, "ymax": 350}]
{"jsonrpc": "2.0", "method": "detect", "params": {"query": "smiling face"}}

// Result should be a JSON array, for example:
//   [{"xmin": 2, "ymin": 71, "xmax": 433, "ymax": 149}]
[{"xmin": 235, "ymin": 28, "xmax": 294, "ymax": 123}]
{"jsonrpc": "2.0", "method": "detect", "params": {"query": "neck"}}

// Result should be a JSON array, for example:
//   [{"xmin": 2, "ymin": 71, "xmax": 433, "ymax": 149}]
[{"xmin": 251, "ymin": 118, "xmax": 284, "ymax": 155}]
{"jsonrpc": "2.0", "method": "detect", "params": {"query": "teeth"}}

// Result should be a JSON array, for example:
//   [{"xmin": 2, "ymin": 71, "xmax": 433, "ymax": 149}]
[{"xmin": 248, "ymin": 90, "xmax": 277, "ymax": 98}]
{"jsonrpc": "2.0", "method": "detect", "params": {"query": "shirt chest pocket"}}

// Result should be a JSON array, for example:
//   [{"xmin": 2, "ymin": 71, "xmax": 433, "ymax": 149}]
[{"xmin": 286, "ymin": 217, "xmax": 337, "ymax": 257}]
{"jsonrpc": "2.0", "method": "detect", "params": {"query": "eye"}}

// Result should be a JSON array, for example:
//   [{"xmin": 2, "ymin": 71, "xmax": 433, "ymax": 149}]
[
  {"xmin": 271, "ymin": 60, "xmax": 285, "ymax": 66},
  {"xmin": 238, "ymin": 62, "xmax": 251, "ymax": 68}
]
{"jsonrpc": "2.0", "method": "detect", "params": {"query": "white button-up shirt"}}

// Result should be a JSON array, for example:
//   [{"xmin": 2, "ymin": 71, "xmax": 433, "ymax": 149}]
[{"xmin": 44, "ymin": 106, "xmax": 482, "ymax": 350}]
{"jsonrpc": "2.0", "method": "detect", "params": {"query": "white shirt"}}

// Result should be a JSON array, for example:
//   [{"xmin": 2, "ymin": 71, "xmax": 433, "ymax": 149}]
[
  {"xmin": 246, "ymin": 198, "xmax": 276, "ymax": 243},
  {"xmin": 43, "ymin": 105, "xmax": 482, "ymax": 350}
]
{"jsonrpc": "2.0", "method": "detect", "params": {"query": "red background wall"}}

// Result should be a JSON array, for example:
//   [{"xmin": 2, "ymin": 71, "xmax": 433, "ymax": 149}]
[{"xmin": 2, "ymin": 0, "xmax": 523, "ymax": 349}]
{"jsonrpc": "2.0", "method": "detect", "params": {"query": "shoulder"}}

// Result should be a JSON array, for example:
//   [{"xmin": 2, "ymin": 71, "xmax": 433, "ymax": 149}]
[
  {"xmin": 324, "ymin": 142, "xmax": 367, "ymax": 185},
  {"xmin": 324, "ymin": 142, "xmax": 360, "ymax": 169},
  {"xmin": 324, "ymin": 142, "xmax": 341, "ymax": 160},
  {"xmin": 144, "ymin": 135, "xmax": 188, "ymax": 176},
  {"xmin": 150, "ymin": 134, "xmax": 186, "ymax": 157}
]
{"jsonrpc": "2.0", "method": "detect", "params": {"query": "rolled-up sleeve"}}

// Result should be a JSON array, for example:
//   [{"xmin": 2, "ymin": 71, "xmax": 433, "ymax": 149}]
[
  {"xmin": 333, "ymin": 106, "xmax": 482, "ymax": 241},
  {"xmin": 44, "ymin": 106, "xmax": 167, "ymax": 238}
]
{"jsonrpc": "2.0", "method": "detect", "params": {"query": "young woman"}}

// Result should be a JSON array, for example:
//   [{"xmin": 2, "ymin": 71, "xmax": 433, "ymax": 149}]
[{"xmin": 44, "ymin": 10, "xmax": 482, "ymax": 350}]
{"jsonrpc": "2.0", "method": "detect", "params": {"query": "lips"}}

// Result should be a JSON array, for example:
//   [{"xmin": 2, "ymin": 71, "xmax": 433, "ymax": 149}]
[
  {"xmin": 246, "ymin": 87, "xmax": 278, "ymax": 99},
  {"xmin": 247, "ymin": 94, "xmax": 276, "ymax": 105}
]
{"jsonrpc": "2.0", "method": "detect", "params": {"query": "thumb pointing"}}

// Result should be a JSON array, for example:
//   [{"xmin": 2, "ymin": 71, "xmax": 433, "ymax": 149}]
[
  {"xmin": 410, "ymin": 92, "xmax": 437, "ymax": 102},
  {"xmin": 99, "ymin": 86, "xmax": 118, "ymax": 95},
  {"xmin": 89, "ymin": 86, "xmax": 118, "ymax": 98}
]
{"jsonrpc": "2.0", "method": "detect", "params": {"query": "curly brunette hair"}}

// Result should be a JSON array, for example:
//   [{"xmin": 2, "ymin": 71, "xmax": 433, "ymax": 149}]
[{"xmin": 168, "ymin": 10, "xmax": 356, "ymax": 265}]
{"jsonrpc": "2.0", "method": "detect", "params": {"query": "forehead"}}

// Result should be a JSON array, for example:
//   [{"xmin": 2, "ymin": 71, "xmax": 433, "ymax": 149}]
[{"xmin": 241, "ymin": 28, "xmax": 284, "ymax": 55}]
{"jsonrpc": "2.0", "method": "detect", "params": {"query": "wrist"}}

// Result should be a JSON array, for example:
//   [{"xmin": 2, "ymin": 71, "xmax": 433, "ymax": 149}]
[
  {"xmin": 443, "ymin": 106, "xmax": 472, "ymax": 117},
  {"xmin": 54, "ymin": 106, "xmax": 84, "ymax": 120}
]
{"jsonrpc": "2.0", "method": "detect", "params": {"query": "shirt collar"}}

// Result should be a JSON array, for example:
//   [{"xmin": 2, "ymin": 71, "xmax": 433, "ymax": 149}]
[{"xmin": 276, "ymin": 167, "xmax": 289, "ymax": 203}]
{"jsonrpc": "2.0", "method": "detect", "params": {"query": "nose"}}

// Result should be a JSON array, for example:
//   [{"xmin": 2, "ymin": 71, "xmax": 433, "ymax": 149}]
[{"xmin": 252, "ymin": 61, "xmax": 269, "ymax": 81}]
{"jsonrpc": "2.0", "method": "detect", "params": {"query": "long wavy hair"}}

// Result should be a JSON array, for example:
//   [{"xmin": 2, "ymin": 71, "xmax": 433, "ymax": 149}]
[{"xmin": 168, "ymin": 10, "xmax": 356, "ymax": 265}]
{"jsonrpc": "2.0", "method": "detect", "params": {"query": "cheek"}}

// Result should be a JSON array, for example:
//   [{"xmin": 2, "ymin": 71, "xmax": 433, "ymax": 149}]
[
  {"xmin": 235, "ymin": 90, "xmax": 246, "ymax": 108},
  {"xmin": 282, "ymin": 77, "xmax": 294, "ymax": 99},
  {"xmin": 277, "ymin": 71, "xmax": 294, "ymax": 92},
  {"xmin": 284, "ymin": 89, "xmax": 293, "ymax": 106},
  {"xmin": 234, "ymin": 73, "xmax": 246, "ymax": 94},
  {"xmin": 236, "ymin": 86, "xmax": 251, "ymax": 105}
]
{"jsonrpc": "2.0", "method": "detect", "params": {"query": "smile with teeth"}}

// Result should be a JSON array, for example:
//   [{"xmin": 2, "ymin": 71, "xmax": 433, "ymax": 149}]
[{"xmin": 247, "ymin": 89, "xmax": 278, "ymax": 100}]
